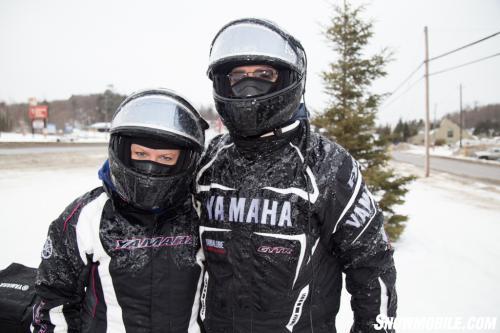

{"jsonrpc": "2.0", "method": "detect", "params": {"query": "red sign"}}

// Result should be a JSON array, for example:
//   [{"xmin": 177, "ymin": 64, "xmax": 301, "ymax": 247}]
[{"xmin": 29, "ymin": 105, "xmax": 48, "ymax": 120}]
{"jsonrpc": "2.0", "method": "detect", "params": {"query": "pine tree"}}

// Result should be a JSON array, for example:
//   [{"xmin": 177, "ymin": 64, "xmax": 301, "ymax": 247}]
[
  {"xmin": 393, "ymin": 118, "xmax": 404, "ymax": 143},
  {"xmin": 0, "ymin": 111, "xmax": 12, "ymax": 132},
  {"xmin": 312, "ymin": 1, "xmax": 414, "ymax": 241}
]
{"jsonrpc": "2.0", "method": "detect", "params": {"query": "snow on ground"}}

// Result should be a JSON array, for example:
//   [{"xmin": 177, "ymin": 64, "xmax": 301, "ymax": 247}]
[
  {"xmin": 0, "ymin": 128, "xmax": 222, "ymax": 145},
  {"xmin": 390, "ymin": 163, "xmax": 500, "ymax": 325},
  {"xmin": 0, "ymin": 149, "xmax": 499, "ymax": 331},
  {"xmin": 0, "ymin": 130, "xmax": 109, "ymax": 143},
  {"xmin": 0, "ymin": 150, "xmax": 105, "ymax": 269},
  {"xmin": 394, "ymin": 143, "xmax": 500, "ymax": 166},
  {"xmin": 333, "ymin": 161, "xmax": 500, "ymax": 332},
  {"xmin": 398, "ymin": 143, "xmax": 457, "ymax": 157}
]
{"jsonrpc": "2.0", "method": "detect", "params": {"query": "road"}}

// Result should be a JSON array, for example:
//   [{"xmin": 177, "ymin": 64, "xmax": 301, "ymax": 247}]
[
  {"xmin": 0, "ymin": 143, "xmax": 107, "ymax": 170},
  {"xmin": 392, "ymin": 151, "xmax": 500, "ymax": 183},
  {"xmin": 2, "ymin": 144, "xmax": 499, "ymax": 183}
]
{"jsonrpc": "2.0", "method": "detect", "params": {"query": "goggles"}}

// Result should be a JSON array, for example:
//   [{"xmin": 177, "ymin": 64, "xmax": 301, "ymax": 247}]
[{"xmin": 227, "ymin": 67, "xmax": 278, "ymax": 86}]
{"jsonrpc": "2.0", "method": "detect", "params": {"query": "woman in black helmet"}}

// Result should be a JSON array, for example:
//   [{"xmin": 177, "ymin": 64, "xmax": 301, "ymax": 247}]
[
  {"xmin": 32, "ymin": 89, "xmax": 208, "ymax": 333},
  {"xmin": 196, "ymin": 19, "xmax": 397, "ymax": 333}
]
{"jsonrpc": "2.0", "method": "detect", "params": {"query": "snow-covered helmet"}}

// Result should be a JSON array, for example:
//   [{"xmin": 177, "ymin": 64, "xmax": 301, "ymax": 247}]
[
  {"xmin": 108, "ymin": 88, "xmax": 209, "ymax": 211},
  {"xmin": 207, "ymin": 18, "xmax": 307, "ymax": 137}
]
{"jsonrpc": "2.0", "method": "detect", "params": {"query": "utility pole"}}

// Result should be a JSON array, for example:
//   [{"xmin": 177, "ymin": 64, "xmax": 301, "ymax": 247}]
[
  {"xmin": 459, "ymin": 84, "xmax": 463, "ymax": 148},
  {"xmin": 433, "ymin": 104, "xmax": 437, "ymax": 130},
  {"xmin": 424, "ymin": 26, "xmax": 430, "ymax": 177}
]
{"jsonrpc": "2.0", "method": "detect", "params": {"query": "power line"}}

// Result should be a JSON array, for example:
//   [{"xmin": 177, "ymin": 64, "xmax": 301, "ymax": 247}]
[
  {"xmin": 429, "ymin": 51, "xmax": 500, "ymax": 77},
  {"xmin": 386, "ymin": 61, "xmax": 424, "ymax": 98},
  {"xmin": 428, "ymin": 31, "xmax": 500, "ymax": 62},
  {"xmin": 385, "ymin": 30, "xmax": 499, "ymax": 98},
  {"xmin": 382, "ymin": 31, "xmax": 500, "ymax": 110},
  {"xmin": 381, "ymin": 75, "xmax": 424, "ymax": 111},
  {"xmin": 381, "ymin": 51, "xmax": 499, "ymax": 111}
]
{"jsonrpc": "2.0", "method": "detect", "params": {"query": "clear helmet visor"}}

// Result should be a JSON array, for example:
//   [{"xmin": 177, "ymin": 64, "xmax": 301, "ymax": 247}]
[
  {"xmin": 110, "ymin": 92, "xmax": 206, "ymax": 149},
  {"xmin": 208, "ymin": 19, "xmax": 306, "ymax": 76}
]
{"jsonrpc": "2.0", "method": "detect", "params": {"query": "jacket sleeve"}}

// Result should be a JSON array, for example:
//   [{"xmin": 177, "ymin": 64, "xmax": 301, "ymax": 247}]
[
  {"xmin": 322, "ymin": 154, "xmax": 397, "ymax": 333},
  {"xmin": 32, "ymin": 199, "xmax": 88, "ymax": 333}
]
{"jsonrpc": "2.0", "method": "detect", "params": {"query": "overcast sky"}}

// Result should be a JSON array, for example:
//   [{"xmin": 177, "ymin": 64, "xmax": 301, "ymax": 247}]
[{"xmin": 1, "ymin": 0, "xmax": 499, "ymax": 125}]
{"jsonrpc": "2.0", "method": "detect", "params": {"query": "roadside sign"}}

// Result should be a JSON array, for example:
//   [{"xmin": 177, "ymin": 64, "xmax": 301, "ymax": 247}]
[
  {"xmin": 32, "ymin": 119, "xmax": 45, "ymax": 129},
  {"xmin": 29, "ymin": 105, "xmax": 48, "ymax": 120}
]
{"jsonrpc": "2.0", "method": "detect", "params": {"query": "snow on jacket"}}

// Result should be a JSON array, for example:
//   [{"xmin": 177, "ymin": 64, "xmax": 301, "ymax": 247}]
[
  {"xmin": 194, "ymin": 123, "xmax": 397, "ymax": 333},
  {"xmin": 32, "ymin": 169, "xmax": 203, "ymax": 333}
]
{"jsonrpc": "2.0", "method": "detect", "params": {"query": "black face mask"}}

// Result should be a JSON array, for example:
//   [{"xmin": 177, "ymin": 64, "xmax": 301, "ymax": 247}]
[
  {"xmin": 231, "ymin": 78, "xmax": 275, "ymax": 97},
  {"xmin": 130, "ymin": 159, "xmax": 175, "ymax": 176}
]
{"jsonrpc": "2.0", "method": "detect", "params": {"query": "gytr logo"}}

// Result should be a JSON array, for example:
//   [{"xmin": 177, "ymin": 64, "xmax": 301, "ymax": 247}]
[
  {"xmin": 257, "ymin": 245, "xmax": 293, "ymax": 255},
  {"xmin": 114, "ymin": 235, "xmax": 192, "ymax": 250}
]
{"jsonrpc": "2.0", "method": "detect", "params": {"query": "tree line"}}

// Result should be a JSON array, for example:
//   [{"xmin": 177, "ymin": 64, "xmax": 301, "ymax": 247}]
[{"xmin": 0, "ymin": 91, "xmax": 217, "ymax": 132}]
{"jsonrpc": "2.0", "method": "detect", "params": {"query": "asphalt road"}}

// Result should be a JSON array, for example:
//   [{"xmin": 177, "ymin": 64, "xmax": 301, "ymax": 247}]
[
  {"xmin": 0, "ymin": 143, "xmax": 107, "ymax": 170},
  {"xmin": 392, "ymin": 151, "xmax": 500, "ymax": 183},
  {"xmin": 2, "ymin": 144, "xmax": 500, "ymax": 183}
]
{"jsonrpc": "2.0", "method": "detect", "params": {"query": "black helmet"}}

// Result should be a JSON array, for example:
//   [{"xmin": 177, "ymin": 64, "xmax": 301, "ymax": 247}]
[
  {"xmin": 207, "ymin": 18, "xmax": 307, "ymax": 137},
  {"xmin": 108, "ymin": 88, "xmax": 209, "ymax": 211}
]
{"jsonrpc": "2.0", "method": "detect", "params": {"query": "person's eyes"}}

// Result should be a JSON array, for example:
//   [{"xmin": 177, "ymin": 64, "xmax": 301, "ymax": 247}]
[
  {"xmin": 229, "ymin": 72, "xmax": 246, "ymax": 82},
  {"xmin": 254, "ymin": 69, "xmax": 277, "ymax": 81},
  {"xmin": 134, "ymin": 151, "xmax": 148, "ymax": 158},
  {"xmin": 256, "ymin": 70, "xmax": 273, "ymax": 79},
  {"xmin": 158, "ymin": 155, "xmax": 173, "ymax": 161}
]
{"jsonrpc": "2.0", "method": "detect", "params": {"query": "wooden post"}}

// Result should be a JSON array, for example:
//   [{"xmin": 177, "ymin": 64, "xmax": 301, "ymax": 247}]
[
  {"xmin": 459, "ymin": 84, "xmax": 463, "ymax": 148},
  {"xmin": 424, "ymin": 26, "xmax": 430, "ymax": 177}
]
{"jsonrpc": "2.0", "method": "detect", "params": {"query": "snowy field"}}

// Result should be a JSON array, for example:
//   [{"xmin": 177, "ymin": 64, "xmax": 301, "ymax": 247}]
[
  {"xmin": 0, "ymin": 148, "xmax": 499, "ymax": 331},
  {"xmin": 0, "ymin": 130, "xmax": 110, "ymax": 143},
  {"xmin": 0, "ymin": 128, "xmax": 221, "ymax": 145},
  {"xmin": 395, "ymin": 142, "xmax": 500, "ymax": 166}
]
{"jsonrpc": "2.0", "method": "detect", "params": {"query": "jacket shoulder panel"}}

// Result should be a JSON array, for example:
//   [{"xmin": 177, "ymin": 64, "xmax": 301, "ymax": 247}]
[
  {"xmin": 56, "ymin": 186, "xmax": 106, "ymax": 233},
  {"xmin": 74, "ymin": 190, "xmax": 110, "ymax": 264},
  {"xmin": 307, "ymin": 133, "xmax": 351, "ymax": 200}
]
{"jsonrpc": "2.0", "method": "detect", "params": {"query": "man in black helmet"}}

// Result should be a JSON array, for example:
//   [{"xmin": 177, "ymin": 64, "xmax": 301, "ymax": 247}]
[
  {"xmin": 32, "ymin": 89, "xmax": 209, "ymax": 333},
  {"xmin": 195, "ymin": 19, "xmax": 397, "ymax": 333}
]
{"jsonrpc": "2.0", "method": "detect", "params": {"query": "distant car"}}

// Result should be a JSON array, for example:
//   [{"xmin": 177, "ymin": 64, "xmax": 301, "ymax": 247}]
[
  {"xmin": 56, "ymin": 134, "xmax": 78, "ymax": 143},
  {"xmin": 474, "ymin": 147, "xmax": 500, "ymax": 160}
]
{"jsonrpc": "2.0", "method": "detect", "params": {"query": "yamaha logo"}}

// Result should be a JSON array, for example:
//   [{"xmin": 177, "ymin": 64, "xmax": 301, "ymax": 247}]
[
  {"xmin": 0, "ymin": 282, "xmax": 30, "ymax": 291},
  {"xmin": 41, "ymin": 237, "xmax": 53, "ymax": 259}
]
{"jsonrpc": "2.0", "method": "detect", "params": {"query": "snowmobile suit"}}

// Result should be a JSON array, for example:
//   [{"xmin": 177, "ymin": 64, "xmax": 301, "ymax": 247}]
[
  {"xmin": 32, "ymin": 183, "xmax": 203, "ymax": 333},
  {"xmin": 195, "ymin": 123, "xmax": 397, "ymax": 333}
]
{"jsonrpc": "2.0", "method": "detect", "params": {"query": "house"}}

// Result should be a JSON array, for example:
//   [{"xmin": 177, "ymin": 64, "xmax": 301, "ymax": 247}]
[
  {"xmin": 409, "ymin": 118, "xmax": 472, "ymax": 145},
  {"xmin": 433, "ymin": 118, "xmax": 472, "ymax": 145}
]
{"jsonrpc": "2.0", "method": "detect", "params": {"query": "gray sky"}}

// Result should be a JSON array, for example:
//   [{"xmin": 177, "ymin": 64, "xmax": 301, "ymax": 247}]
[{"xmin": 1, "ymin": 0, "xmax": 499, "ymax": 125}]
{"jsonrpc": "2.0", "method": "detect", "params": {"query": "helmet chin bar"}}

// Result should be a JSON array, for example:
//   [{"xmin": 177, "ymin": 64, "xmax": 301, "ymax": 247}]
[
  {"xmin": 230, "ymin": 77, "xmax": 275, "ymax": 98},
  {"xmin": 213, "ymin": 74, "xmax": 305, "ymax": 138}
]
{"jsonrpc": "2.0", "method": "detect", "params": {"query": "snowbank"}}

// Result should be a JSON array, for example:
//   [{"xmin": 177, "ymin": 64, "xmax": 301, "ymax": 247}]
[
  {"xmin": 0, "ymin": 154, "xmax": 498, "ymax": 332},
  {"xmin": 395, "ymin": 143, "xmax": 500, "ymax": 166},
  {"xmin": 0, "ymin": 131, "xmax": 109, "ymax": 143}
]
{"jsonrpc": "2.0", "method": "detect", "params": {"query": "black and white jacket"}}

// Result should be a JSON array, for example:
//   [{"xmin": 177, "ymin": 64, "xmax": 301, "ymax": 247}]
[
  {"xmin": 32, "ymin": 184, "xmax": 203, "ymax": 333},
  {"xmin": 194, "ymin": 123, "xmax": 397, "ymax": 333}
]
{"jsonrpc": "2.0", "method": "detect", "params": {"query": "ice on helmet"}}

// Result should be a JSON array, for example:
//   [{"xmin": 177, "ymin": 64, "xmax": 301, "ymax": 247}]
[
  {"xmin": 208, "ymin": 20, "xmax": 305, "ymax": 75},
  {"xmin": 111, "ymin": 94, "xmax": 205, "ymax": 149}
]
